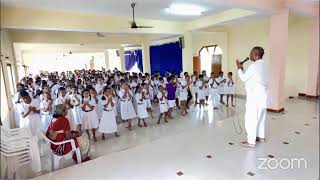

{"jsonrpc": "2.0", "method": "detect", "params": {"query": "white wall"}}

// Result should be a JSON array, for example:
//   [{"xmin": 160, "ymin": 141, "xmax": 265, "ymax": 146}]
[{"xmin": 23, "ymin": 52, "xmax": 105, "ymax": 74}]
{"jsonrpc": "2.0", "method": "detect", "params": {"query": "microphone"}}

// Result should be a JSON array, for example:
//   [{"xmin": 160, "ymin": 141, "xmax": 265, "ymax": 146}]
[{"xmin": 240, "ymin": 57, "xmax": 249, "ymax": 65}]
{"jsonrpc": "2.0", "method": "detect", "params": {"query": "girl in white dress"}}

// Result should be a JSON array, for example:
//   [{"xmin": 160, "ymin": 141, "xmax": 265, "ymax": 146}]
[
  {"xmin": 217, "ymin": 71, "xmax": 226, "ymax": 104},
  {"xmin": 98, "ymin": 87, "xmax": 120, "ymax": 140},
  {"xmin": 81, "ymin": 89, "xmax": 99, "ymax": 141},
  {"xmin": 209, "ymin": 73, "xmax": 220, "ymax": 109},
  {"xmin": 118, "ymin": 83, "xmax": 137, "ymax": 131},
  {"xmin": 40, "ymin": 92, "xmax": 53, "ymax": 131},
  {"xmin": 157, "ymin": 85, "xmax": 169, "ymax": 124},
  {"xmin": 54, "ymin": 87, "xmax": 76, "ymax": 130},
  {"xmin": 70, "ymin": 86, "xmax": 83, "ymax": 131},
  {"xmin": 18, "ymin": 90, "xmax": 41, "ymax": 136},
  {"xmin": 179, "ymin": 75, "xmax": 191, "ymax": 116},
  {"xmin": 192, "ymin": 73, "xmax": 199, "ymax": 106},
  {"xmin": 197, "ymin": 75, "xmax": 206, "ymax": 109},
  {"xmin": 142, "ymin": 83, "xmax": 154, "ymax": 118},
  {"xmin": 135, "ymin": 86, "xmax": 149, "ymax": 127},
  {"xmin": 226, "ymin": 72, "xmax": 235, "ymax": 107}
]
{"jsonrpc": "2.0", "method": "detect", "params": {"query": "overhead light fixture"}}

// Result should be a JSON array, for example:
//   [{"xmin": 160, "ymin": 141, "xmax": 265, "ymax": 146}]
[{"xmin": 165, "ymin": 3, "xmax": 206, "ymax": 16}]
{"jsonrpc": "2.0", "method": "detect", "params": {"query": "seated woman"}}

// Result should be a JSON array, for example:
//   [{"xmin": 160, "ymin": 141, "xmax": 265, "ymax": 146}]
[{"xmin": 46, "ymin": 104, "xmax": 90, "ymax": 162}]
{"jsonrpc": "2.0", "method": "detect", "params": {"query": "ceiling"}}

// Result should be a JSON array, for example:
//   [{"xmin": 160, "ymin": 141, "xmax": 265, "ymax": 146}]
[{"xmin": 1, "ymin": 0, "xmax": 235, "ymax": 21}]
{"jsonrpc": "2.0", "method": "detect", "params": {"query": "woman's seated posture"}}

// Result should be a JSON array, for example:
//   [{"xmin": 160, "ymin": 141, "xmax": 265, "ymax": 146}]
[{"xmin": 46, "ymin": 104, "xmax": 90, "ymax": 162}]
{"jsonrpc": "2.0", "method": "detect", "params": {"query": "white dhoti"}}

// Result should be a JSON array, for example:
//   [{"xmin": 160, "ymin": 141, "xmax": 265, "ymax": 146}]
[{"xmin": 245, "ymin": 102, "xmax": 266, "ymax": 144}]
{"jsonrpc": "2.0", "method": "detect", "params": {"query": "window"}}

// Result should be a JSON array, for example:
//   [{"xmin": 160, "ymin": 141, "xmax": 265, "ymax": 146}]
[
  {"xmin": 7, "ymin": 64, "xmax": 16, "ymax": 94},
  {"xmin": 108, "ymin": 49, "xmax": 121, "ymax": 71}
]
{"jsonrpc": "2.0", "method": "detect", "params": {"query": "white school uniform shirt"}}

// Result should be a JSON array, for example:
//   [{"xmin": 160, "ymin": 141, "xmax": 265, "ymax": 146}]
[
  {"xmin": 217, "ymin": 76, "xmax": 225, "ymax": 87},
  {"xmin": 157, "ymin": 91, "xmax": 167, "ymax": 103},
  {"xmin": 179, "ymin": 79, "xmax": 188, "ymax": 94},
  {"xmin": 209, "ymin": 78, "xmax": 219, "ymax": 89},
  {"xmin": 226, "ymin": 78, "xmax": 234, "ymax": 87},
  {"xmin": 238, "ymin": 59, "xmax": 268, "ymax": 108},
  {"xmin": 142, "ymin": 89, "xmax": 150, "ymax": 99},
  {"xmin": 129, "ymin": 81, "xmax": 138, "ymax": 90},
  {"xmin": 54, "ymin": 95, "xmax": 70, "ymax": 105},
  {"xmin": 17, "ymin": 99, "xmax": 41, "ymax": 134},
  {"xmin": 135, "ymin": 93, "xmax": 145, "ymax": 104},
  {"xmin": 196, "ymin": 80, "xmax": 203, "ymax": 90},
  {"xmin": 40, "ymin": 100, "xmax": 52, "ymax": 114},
  {"xmin": 95, "ymin": 83, "xmax": 105, "ymax": 96},
  {"xmin": 69, "ymin": 94, "xmax": 82, "ymax": 106},
  {"xmin": 101, "ymin": 97, "xmax": 116, "ymax": 110},
  {"xmin": 81, "ymin": 97, "xmax": 97, "ymax": 111},
  {"xmin": 154, "ymin": 79, "xmax": 160, "ymax": 87}
]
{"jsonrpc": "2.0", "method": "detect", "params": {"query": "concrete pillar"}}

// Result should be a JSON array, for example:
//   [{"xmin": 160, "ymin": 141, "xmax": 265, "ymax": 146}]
[
  {"xmin": 182, "ymin": 31, "xmax": 193, "ymax": 74},
  {"xmin": 90, "ymin": 56, "xmax": 95, "ymax": 70},
  {"xmin": 104, "ymin": 50, "xmax": 110, "ymax": 70},
  {"xmin": 267, "ymin": 9, "xmax": 289, "ymax": 112},
  {"xmin": 119, "ymin": 47, "xmax": 125, "ymax": 72},
  {"xmin": 142, "ymin": 41, "xmax": 151, "ymax": 73},
  {"xmin": 305, "ymin": 15, "xmax": 319, "ymax": 97}
]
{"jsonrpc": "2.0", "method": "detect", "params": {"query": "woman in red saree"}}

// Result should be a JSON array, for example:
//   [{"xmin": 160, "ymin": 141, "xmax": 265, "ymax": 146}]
[{"xmin": 46, "ymin": 104, "xmax": 90, "ymax": 162}]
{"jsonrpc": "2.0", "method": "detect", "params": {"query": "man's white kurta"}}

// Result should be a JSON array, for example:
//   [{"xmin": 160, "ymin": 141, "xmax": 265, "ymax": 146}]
[{"xmin": 238, "ymin": 59, "xmax": 268, "ymax": 144}]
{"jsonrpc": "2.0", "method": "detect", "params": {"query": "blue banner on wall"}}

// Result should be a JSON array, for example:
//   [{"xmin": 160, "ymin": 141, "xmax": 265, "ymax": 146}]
[{"xmin": 150, "ymin": 42, "xmax": 182, "ymax": 76}]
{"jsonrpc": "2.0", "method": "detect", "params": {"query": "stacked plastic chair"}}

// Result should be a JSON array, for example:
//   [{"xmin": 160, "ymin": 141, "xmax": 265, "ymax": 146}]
[{"xmin": 0, "ymin": 127, "xmax": 41, "ymax": 179}]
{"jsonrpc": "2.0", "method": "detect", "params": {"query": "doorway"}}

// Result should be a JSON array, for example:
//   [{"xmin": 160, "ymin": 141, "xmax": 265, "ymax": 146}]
[{"xmin": 199, "ymin": 45, "xmax": 222, "ymax": 76}]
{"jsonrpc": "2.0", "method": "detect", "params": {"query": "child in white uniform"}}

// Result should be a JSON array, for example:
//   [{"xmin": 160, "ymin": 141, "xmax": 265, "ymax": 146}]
[
  {"xmin": 18, "ymin": 90, "xmax": 41, "ymax": 136},
  {"xmin": 226, "ymin": 72, "xmax": 235, "ymax": 107},
  {"xmin": 118, "ymin": 83, "xmax": 137, "ymax": 131},
  {"xmin": 135, "ymin": 86, "xmax": 149, "ymax": 127},
  {"xmin": 55, "ymin": 87, "xmax": 75, "ymax": 130},
  {"xmin": 40, "ymin": 92, "xmax": 53, "ymax": 131},
  {"xmin": 142, "ymin": 83, "xmax": 154, "ymax": 118},
  {"xmin": 81, "ymin": 89, "xmax": 99, "ymax": 141},
  {"xmin": 209, "ymin": 73, "xmax": 220, "ymax": 109},
  {"xmin": 95, "ymin": 77, "xmax": 105, "ymax": 119},
  {"xmin": 99, "ymin": 87, "xmax": 120, "ymax": 140},
  {"xmin": 217, "ymin": 71, "xmax": 226, "ymax": 104},
  {"xmin": 70, "ymin": 86, "xmax": 82, "ymax": 131},
  {"xmin": 197, "ymin": 75, "xmax": 206, "ymax": 109},
  {"xmin": 192, "ymin": 73, "xmax": 199, "ymax": 105},
  {"xmin": 179, "ymin": 75, "xmax": 191, "ymax": 116},
  {"xmin": 157, "ymin": 85, "xmax": 169, "ymax": 124}
]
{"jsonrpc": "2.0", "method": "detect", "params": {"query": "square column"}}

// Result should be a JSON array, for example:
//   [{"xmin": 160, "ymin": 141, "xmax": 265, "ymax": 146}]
[
  {"xmin": 267, "ymin": 9, "xmax": 289, "ymax": 112},
  {"xmin": 119, "ymin": 47, "xmax": 125, "ymax": 72},
  {"xmin": 305, "ymin": 16, "xmax": 319, "ymax": 97},
  {"xmin": 142, "ymin": 41, "xmax": 151, "ymax": 73},
  {"xmin": 182, "ymin": 31, "xmax": 193, "ymax": 74},
  {"xmin": 104, "ymin": 50, "xmax": 110, "ymax": 70}
]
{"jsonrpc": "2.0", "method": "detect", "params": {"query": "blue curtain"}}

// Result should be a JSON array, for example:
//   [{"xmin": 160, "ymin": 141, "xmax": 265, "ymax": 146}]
[
  {"xmin": 124, "ymin": 50, "xmax": 143, "ymax": 72},
  {"xmin": 136, "ymin": 50, "xmax": 143, "ymax": 72},
  {"xmin": 150, "ymin": 42, "xmax": 182, "ymax": 76}
]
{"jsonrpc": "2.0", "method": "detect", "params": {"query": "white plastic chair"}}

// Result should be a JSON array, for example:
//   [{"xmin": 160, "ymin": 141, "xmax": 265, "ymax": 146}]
[
  {"xmin": 0, "ymin": 127, "xmax": 35, "ymax": 179},
  {"xmin": 40, "ymin": 132, "xmax": 81, "ymax": 171}
]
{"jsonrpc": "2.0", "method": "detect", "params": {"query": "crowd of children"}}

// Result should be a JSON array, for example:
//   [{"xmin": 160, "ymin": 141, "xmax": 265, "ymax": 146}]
[{"xmin": 13, "ymin": 68, "xmax": 235, "ymax": 142}]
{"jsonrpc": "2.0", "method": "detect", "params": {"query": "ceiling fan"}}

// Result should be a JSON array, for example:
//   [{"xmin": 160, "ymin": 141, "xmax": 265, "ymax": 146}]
[{"xmin": 129, "ymin": 2, "xmax": 154, "ymax": 29}]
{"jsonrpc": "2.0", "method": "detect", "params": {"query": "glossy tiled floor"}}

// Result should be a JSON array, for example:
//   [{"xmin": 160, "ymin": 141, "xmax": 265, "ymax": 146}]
[{"xmin": 29, "ymin": 97, "xmax": 318, "ymax": 180}]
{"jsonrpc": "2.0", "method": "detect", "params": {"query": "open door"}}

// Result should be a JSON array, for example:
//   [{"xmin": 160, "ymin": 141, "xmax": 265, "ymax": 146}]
[{"xmin": 193, "ymin": 56, "xmax": 201, "ymax": 73}]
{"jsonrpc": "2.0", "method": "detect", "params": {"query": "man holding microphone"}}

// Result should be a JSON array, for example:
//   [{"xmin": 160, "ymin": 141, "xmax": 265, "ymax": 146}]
[{"xmin": 236, "ymin": 46, "xmax": 268, "ymax": 148}]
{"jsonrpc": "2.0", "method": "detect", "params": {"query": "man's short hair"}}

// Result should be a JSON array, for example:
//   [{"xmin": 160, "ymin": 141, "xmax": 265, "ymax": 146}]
[{"xmin": 253, "ymin": 46, "xmax": 265, "ymax": 58}]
